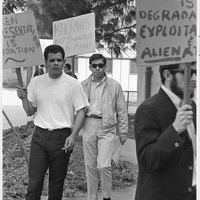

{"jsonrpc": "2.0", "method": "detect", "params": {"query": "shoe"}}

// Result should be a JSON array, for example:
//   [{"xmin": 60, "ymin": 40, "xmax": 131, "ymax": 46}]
[{"xmin": 103, "ymin": 198, "xmax": 111, "ymax": 200}]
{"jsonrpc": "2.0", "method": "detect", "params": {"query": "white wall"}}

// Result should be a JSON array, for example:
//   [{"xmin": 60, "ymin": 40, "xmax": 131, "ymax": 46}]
[
  {"xmin": 120, "ymin": 60, "xmax": 130, "ymax": 91},
  {"xmin": 112, "ymin": 59, "xmax": 121, "ymax": 83},
  {"xmin": 77, "ymin": 58, "xmax": 90, "ymax": 82}
]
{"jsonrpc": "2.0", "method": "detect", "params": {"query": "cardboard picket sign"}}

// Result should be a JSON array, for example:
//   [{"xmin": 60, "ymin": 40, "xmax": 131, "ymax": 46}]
[
  {"xmin": 3, "ymin": 11, "xmax": 44, "ymax": 69},
  {"xmin": 136, "ymin": 0, "xmax": 197, "ymax": 104},
  {"xmin": 53, "ymin": 12, "xmax": 95, "ymax": 57},
  {"xmin": 136, "ymin": 0, "xmax": 197, "ymax": 67},
  {"xmin": 3, "ymin": 11, "xmax": 44, "ymax": 115}
]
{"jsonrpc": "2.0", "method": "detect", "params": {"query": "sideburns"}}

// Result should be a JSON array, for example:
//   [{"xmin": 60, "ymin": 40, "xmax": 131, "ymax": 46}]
[{"xmin": 170, "ymin": 75, "xmax": 184, "ymax": 99}]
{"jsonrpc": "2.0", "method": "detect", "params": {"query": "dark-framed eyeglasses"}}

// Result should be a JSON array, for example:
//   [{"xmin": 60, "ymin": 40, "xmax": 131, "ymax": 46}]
[
  {"xmin": 169, "ymin": 68, "xmax": 196, "ymax": 76},
  {"xmin": 91, "ymin": 63, "xmax": 105, "ymax": 69}
]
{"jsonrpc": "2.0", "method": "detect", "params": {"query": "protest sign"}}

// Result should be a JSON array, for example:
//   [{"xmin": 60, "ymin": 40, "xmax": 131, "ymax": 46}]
[
  {"xmin": 136, "ymin": 0, "xmax": 197, "ymax": 67},
  {"xmin": 53, "ymin": 12, "xmax": 95, "ymax": 57},
  {"xmin": 3, "ymin": 11, "xmax": 44, "ymax": 69}
]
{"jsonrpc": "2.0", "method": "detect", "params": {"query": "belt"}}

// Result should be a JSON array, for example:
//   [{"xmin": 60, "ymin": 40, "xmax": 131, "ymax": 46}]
[
  {"xmin": 36, "ymin": 126, "xmax": 71, "ymax": 132},
  {"xmin": 86, "ymin": 115, "xmax": 102, "ymax": 119}
]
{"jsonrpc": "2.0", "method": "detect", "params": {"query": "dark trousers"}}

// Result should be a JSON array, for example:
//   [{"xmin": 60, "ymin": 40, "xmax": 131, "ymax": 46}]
[
  {"xmin": 191, "ymin": 186, "xmax": 196, "ymax": 200},
  {"xmin": 26, "ymin": 126, "xmax": 72, "ymax": 200}
]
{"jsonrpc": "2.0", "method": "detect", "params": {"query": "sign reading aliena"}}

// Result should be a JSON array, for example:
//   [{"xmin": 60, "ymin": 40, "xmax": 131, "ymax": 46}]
[{"xmin": 136, "ymin": 0, "xmax": 197, "ymax": 67}]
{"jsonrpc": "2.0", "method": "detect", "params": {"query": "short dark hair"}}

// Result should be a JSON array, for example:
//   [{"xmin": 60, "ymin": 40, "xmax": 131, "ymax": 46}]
[
  {"xmin": 159, "ymin": 63, "xmax": 180, "ymax": 84},
  {"xmin": 89, "ymin": 54, "xmax": 107, "ymax": 65},
  {"xmin": 44, "ymin": 45, "xmax": 65, "ymax": 61},
  {"xmin": 65, "ymin": 63, "xmax": 71, "ymax": 70}
]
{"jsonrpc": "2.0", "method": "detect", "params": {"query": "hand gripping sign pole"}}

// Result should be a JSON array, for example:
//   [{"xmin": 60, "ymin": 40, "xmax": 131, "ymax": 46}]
[
  {"xmin": 2, "ymin": 11, "xmax": 28, "ymax": 164},
  {"xmin": 3, "ymin": 11, "xmax": 44, "ymax": 164},
  {"xmin": 3, "ymin": 11, "xmax": 43, "ymax": 127}
]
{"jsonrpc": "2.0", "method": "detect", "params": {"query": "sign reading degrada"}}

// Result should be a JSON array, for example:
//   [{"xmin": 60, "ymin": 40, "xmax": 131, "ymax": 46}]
[
  {"xmin": 3, "ymin": 11, "xmax": 44, "ymax": 69},
  {"xmin": 136, "ymin": 0, "xmax": 197, "ymax": 67}
]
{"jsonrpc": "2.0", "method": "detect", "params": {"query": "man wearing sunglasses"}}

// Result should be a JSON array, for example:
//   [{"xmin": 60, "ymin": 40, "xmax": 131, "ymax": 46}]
[
  {"xmin": 81, "ymin": 53, "xmax": 128, "ymax": 200},
  {"xmin": 134, "ymin": 62, "xmax": 196, "ymax": 200}
]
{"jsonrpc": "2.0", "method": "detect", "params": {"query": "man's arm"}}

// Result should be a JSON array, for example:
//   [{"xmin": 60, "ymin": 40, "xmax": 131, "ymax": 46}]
[
  {"xmin": 116, "ymin": 84, "xmax": 128, "ymax": 144},
  {"xmin": 17, "ymin": 86, "xmax": 37, "ymax": 116},
  {"xmin": 62, "ymin": 108, "xmax": 86, "ymax": 151}
]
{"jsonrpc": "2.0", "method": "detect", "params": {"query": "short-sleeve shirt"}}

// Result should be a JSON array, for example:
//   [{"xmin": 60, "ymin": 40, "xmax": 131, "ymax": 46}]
[{"xmin": 27, "ymin": 73, "xmax": 89, "ymax": 129}]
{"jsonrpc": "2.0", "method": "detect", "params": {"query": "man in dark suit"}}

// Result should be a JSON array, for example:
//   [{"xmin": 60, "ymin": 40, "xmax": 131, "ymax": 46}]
[{"xmin": 134, "ymin": 62, "xmax": 196, "ymax": 200}]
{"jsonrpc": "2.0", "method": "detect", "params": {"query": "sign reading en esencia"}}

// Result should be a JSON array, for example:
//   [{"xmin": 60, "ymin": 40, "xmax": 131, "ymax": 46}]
[
  {"xmin": 136, "ymin": 0, "xmax": 197, "ymax": 67},
  {"xmin": 3, "ymin": 11, "xmax": 44, "ymax": 69},
  {"xmin": 53, "ymin": 12, "xmax": 95, "ymax": 57}
]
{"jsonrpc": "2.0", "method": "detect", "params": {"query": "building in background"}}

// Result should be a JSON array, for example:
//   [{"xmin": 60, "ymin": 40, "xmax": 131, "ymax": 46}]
[{"xmin": 3, "ymin": 39, "xmax": 138, "ymax": 114}]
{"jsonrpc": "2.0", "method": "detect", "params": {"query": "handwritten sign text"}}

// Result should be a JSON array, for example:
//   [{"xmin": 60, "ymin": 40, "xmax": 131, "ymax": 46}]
[
  {"xmin": 3, "ymin": 11, "xmax": 44, "ymax": 69},
  {"xmin": 53, "ymin": 13, "xmax": 95, "ymax": 57},
  {"xmin": 136, "ymin": 0, "xmax": 197, "ymax": 67}
]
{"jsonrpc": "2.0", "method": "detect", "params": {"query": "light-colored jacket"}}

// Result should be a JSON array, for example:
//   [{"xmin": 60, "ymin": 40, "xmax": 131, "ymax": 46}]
[{"xmin": 81, "ymin": 74, "xmax": 128, "ymax": 135}]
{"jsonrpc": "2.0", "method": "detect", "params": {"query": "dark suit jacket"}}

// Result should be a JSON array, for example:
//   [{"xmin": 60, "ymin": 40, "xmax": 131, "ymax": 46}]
[{"xmin": 134, "ymin": 88, "xmax": 196, "ymax": 200}]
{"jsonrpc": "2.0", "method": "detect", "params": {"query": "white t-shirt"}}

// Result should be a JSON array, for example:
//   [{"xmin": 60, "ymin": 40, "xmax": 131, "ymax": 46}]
[{"xmin": 28, "ymin": 73, "xmax": 89, "ymax": 129}]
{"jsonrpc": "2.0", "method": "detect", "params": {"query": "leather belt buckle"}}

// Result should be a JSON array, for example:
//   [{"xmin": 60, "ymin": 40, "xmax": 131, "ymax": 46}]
[{"xmin": 89, "ymin": 115, "xmax": 102, "ymax": 119}]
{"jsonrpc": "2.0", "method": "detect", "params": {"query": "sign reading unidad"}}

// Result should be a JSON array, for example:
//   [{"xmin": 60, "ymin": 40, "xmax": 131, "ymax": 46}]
[
  {"xmin": 3, "ymin": 11, "xmax": 44, "ymax": 69},
  {"xmin": 136, "ymin": 0, "xmax": 197, "ymax": 67},
  {"xmin": 53, "ymin": 12, "xmax": 95, "ymax": 57}
]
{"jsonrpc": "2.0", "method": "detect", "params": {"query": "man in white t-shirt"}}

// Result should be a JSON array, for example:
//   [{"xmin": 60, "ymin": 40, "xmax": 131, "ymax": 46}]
[{"xmin": 17, "ymin": 44, "xmax": 89, "ymax": 200}]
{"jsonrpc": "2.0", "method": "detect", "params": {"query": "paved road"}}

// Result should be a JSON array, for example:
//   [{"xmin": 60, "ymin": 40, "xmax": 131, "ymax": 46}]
[{"xmin": 41, "ymin": 184, "xmax": 136, "ymax": 200}]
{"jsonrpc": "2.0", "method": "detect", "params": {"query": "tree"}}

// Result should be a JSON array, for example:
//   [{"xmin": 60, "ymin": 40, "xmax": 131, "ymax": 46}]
[
  {"xmin": 93, "ymin": 0, "xmax": 136, "ymax": 56},
  {"xmin": 3, "ymin": 0, "xmax": 25, "ymax": 14},
  {"xmin": 3, "ymin": 0, "xmax": 136, "ymax": 57}
]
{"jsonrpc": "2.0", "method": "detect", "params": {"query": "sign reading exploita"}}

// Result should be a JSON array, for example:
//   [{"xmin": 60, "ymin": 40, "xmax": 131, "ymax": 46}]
[
  {"xmin": 136, "ymin": 0, "xmax": 197, "ymax": 67},
  {"xmin": 53, "ymin": 12, "xmax": 95, "ymax": 57},
  {"xmin": 3, "ymin": 11, "xmax": 44, "ymax": 69}
]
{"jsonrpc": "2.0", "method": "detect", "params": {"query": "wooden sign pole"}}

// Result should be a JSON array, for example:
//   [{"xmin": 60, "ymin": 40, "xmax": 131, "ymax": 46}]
[
  {"xmin": 183, "ymin": 65, "xmax": 191, "ymax": 105},
  {"xmin": 15, "ymin": 68, "xmax": 24, "ymax": 87},
  {"xmin": 26, "ymin": 67, "xmax": 33, "ymax": 86},
  {"xmin": 15, "ymin": 67, "xmax": 29, "ymax": 114}
]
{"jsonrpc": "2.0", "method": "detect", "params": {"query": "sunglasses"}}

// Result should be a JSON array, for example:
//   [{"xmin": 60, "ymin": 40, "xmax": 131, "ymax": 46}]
[
  {"xmin": 170, "ymin": 69, "xmax": 196, "ymax": 76},
  {"xmin": 91, "ymin": 63, "xmax": 105, "ymax": 69}
]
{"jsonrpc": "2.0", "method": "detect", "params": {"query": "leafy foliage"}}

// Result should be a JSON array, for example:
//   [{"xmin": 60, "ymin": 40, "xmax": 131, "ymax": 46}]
[
  {"xmin": 3, "ymin": 0, "xmax": 136, "ymax": 57},
  {"xmin": 93, "ymin": 0, "xmax": 136, "ymax": 56},
  {"xmin": 3, "ymin": 0, "xmax": 24, "ymax": 14}
]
